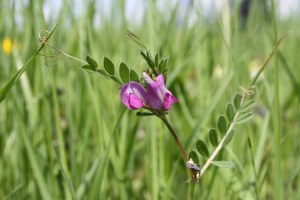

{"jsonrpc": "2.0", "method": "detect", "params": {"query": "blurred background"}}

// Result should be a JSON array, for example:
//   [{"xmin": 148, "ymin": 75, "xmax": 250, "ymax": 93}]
[{"xmin": 1, "ymin": 0, "xmax": 300, "ymax": 199}]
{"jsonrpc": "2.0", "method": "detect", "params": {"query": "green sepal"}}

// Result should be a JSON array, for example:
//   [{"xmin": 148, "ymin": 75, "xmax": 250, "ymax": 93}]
[{"xmin": 136, "ymin": 112, "xmax": 155, "ymax": 117}]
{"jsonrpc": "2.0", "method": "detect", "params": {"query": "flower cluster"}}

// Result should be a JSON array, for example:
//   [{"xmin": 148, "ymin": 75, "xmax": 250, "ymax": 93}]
[{"xmin": 120, "ymin": 72, "xmax": 178, "ymax": 111}]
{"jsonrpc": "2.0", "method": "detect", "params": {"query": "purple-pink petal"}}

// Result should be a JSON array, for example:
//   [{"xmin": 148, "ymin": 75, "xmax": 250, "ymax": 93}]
[
  {"xmin": 146, "ymin": 86, "xmax": 165, "ymax": 110},
  {"xmin": 164, "ymin": 93, "xmax": 179, "ymax": 110},
  {"xmin": 121, "ymin": 73, "xmax": 178, "ymax": 111},
  {"xmin": 120, "ymin": 84, "xmax": 131, "ymax": 108},
  {"xmin": 120, "ymin": 82, "xmax": 148, "ymax": 110},
  {"xmin": 143, "ymin": 72, "xmax": 153, "ymax": 85},
  {"xmin": 143, "ymin": 72, "xmax": 178, "ymax": 110},
  {"xmin": 156, "ymin": 74, "xmax": 168, "ymax": 94},
  {"xmin": 129, "ymin": 82, "xmax": 148, "ymax": 102},
  {"xmin": 128, "ymin": 94, "xmax": 144, "ymax": 109}
]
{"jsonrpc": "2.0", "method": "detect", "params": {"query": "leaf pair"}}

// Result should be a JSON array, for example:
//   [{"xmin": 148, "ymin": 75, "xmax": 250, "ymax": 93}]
[
  {"xmin": 188, "ymin": 139, "xmax": 210, "ymax": 165},
  {"xmin": 82, "ymin": 56, "xmax": 140, "ymax": 86},
  {"xmin": 189, "ymin": 141, "xmax": 235, "ymax": 169}
]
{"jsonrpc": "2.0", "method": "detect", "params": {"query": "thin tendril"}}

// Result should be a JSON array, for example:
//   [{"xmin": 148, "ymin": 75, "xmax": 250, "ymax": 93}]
[
  {"xmin": 44, "ymin": 54, "xmax": 63, "ymax": 67},
  {"xmin": 45, "ymin": 43, "xmax": 87, "ymax": 65},
  {"xmin": 37, "ymin": 29, "xmax": 87, "ymax": 66},
  {"xmin": 39, "ymin": 30, "xmax": 50, "ymax": 44}
]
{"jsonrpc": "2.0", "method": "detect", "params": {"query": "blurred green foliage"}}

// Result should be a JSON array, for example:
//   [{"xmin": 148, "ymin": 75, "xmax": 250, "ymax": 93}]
[{"xmin": 0, "ymin": 0, "xmax": 300, "ymax": 199}]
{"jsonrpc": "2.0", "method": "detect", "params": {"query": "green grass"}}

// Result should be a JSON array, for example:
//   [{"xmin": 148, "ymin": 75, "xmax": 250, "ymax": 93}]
[{"xmin": 1, "ymin": 0, "xmax": 300, "ymax": 199}]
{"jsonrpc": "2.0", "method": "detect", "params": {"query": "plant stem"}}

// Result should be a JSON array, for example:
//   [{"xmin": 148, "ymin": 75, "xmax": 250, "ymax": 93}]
[
  {"xmin": 158, "ymin": 114, "xmax": 196, "ymax": 198},
  {"xmin": 271, "ymin": 1, "xmax": 282, "ymax": 199},
  {"xmin": 159, "ymin": 114, "xmax": 189, "ymax": 163},
  {"xmin": 189, "ymin": 183, "xmax": 195, "ymax": 200},
  {"xmin": 250, "ymin": 32, "xmax": 288, "ymax": 87}
]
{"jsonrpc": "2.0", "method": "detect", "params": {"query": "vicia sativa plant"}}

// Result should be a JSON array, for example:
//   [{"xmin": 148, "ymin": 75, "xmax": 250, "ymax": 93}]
[{"xmin": 0, "ymin": 26, "xmax": 288, "ymax": 199}]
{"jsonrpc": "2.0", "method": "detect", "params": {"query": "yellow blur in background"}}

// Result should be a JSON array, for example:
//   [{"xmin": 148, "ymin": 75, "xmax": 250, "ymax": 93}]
[{"xmin": 2, "ymin": 37, "xmax": 12, "ymax": 55}]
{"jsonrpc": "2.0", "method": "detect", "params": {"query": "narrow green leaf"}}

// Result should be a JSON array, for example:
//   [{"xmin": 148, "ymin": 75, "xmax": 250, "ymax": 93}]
[
  {"xmin": 163, "ymin": 66, "xmax": 168, "ymax": 75},
  {"xmin": 96, "ymin": 69, "xmax": 110, "ymax": 78},
  {"xmin": 146, "ymin": 52, "xmax": 155, "ymax": 67},
  {"xmin": 20, "ymin": 131, "xmax": 52, "ymax": 200},
  {"xmin": 81, "ymin": 64, "xmax": 96, "ymax": 72},
  {"xmin": 217, "ymin": 115, "xmax": 227, "ymax": 135},
  {"xmin": 86, "ymin": 55, "xmax": 98, "ymax": 69},
  {"xmin": 211, "ymin": 161, "xmax": 236, "ymax": 168},
  {"xmin": 222, "ymin": 129, "xmax": 235, "ymax": 147},
  {"xmin": 110, "ymin": 75, "xmax": 122, "ymax": 86},
  {"xmin": 234, "ymin": 93, "xmax": 242, "ymax": 110},
  {"xmin": 209, "ymin": 128, "xmax": 218, "ymax": 147},
  {"xmin": 226, "ymin": 103, "xmax": 235, "ymax": 122},
  {"xmin": 141, "ymin": 51, "xmax": 154, "ymax": 68},
  {"xmin": 235, "ymin": 113, "xmax": 253, "ymax": 124},
  {"xmin": 119, "ymin": 62, "xmax": 130, "ymax": 83},
  {"xmin": 158, "ymin": 60, "xmax": 164, "ymax": 73},
  {"xmin": 158, "ymin": 59, "xmax": 168, "ymax": 73},
  {"xmin": 103, "ymin": 57, "xmax": 115, "ymax": 75},
  {"xmin": 189, "ymin": 151, "xmax": 199, "ymax": 164},
  {"xmin": 196, "ymin": 140, "xmax": 209, "ymax": 158},
  {"xmin": 141, "ymin": 51, "xmax": 158, "ymax": 75},
  {"xmin": 163, "ymin": 59, "xmax": 168, "ymax": 68},
  {"xmin": 130, "ymin": 69, "xmax": 139, "ymax": 82},
  {"xmin": 154, "ymin": 53, "xmax": 159, "ymax": 67},
  {"xmin": 76, "ymin": 155, "xmax": 102, "ymax": 199}
]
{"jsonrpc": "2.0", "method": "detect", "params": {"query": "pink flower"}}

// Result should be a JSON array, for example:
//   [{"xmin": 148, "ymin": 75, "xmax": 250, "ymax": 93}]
[{"xmin": 120, "ymin": 73, "xmax": 178, "ymax": 111}]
